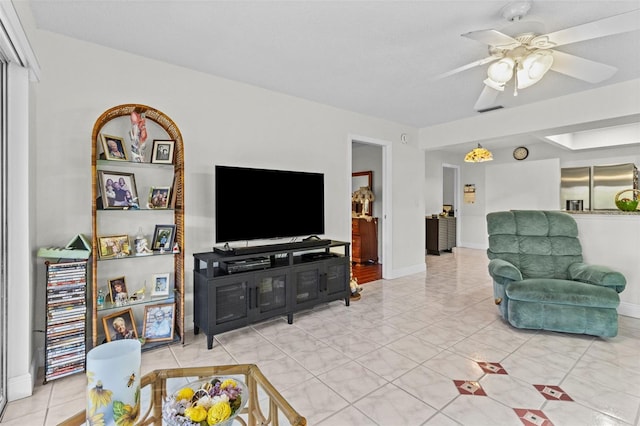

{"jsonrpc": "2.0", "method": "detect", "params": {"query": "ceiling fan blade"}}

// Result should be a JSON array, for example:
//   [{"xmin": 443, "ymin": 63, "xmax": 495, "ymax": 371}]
[
  {"xmin": 533, "ymin": 9, "xmax": 640, "ymax": 48},
  {"xmin": 474, "ymin": 85, "xmax": 501, "ymax": 111},
  {"xmin": 550, "ymin": 50, "xmax": 617, "ymax": 83},
  {"xmin": 462, "ymin": 29, "xmax": 521, "ymax": 49},
  {"xmin": 433, "ymin": 55, "xmax": 500, "ymax": 80}
]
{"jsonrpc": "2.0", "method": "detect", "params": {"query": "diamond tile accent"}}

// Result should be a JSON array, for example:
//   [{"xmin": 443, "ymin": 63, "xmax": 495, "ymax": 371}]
[
  {"xmin": 533, "ymin": 384, "xmax": 573, "ymax": 401},
  {"xmin": 453, "ymin": 380, "xmax": 487, "ymax": 396},
  {"xmin": 514, "ymin": 408, "xmax": 554, "ymax": 426},
  {"xmin": 477, "ymin": 361, "xmax": 507, "ymax": 374}
]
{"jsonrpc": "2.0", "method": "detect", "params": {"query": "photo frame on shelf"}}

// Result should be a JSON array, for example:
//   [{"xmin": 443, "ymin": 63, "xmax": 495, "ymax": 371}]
[
  {"xmin": 100, "ymin": 133, "xmax": 129, "ymax": 161},
  {"xmin": 98, "ymin": 170, "xmax": 139, "ymax": 209},
  {"xmin": 98, "ymin": 234, "xmax": 130, "ymax": 259},
  {"xmin": 151, "ymin": 273, "xmax": 170, "ymax": 297},
  {"xmin": 142, "ymin": 303, "xmax": 175, "ymax": 343},
  {"xmin": 152, "ymin": 225, "xmax": 176, "ymax": 251},
  {"xmin": 148, "ymin": 186, "xmax": 171, "ymax": 209},
  {"xmin": 102, "ymin": 308, "xmax": 138, "ymax": 342},
  {"xmin": 151, "ymin": 139, "xmax": 175, "ymax": 164},
  {"xmin": 108, "ymin": 276, "xmax": 128, "ymax": 303}
]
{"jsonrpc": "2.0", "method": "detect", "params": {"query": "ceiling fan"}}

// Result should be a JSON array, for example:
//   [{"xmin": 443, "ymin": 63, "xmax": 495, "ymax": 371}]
[{"xmin": 438, "ymin": 1, "xmax": 640, "ymax": 111}]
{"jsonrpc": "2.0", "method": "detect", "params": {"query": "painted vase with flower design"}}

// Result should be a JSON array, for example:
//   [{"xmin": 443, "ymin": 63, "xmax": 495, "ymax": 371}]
[{"xmin": 86, "ymin": 339, "xmax": 141, "ymax": 426}]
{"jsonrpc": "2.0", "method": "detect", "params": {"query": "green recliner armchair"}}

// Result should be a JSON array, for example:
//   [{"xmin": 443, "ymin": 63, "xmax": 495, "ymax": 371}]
[{"xmin": 486, "ymin": 210, "xmax": 626, "ymax": 337}]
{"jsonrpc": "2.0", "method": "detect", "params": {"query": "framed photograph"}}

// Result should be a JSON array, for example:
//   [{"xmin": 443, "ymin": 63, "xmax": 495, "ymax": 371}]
[
  {"xmin": 100, "ymin": 133, "xmax": 129, "ymax": 161},
  {"xmin": 151, "ymin": 139, "xmax": 175, "ymax": 164},
  {"xmin": 98, "ymin": 234, "xmax": 130, "ymax": 259},
  {"xmin": 152, "ymin": 225, "xmax": 176, "ymax": 251},
  {"xmin": 98, "ymin": 170, "xmax": 139, "ymax": 209},
  {"xmin": 148, "ymin": 186, "xmax": 171, "ymax": 209},
  {"xmin": 108, "ymin": 276, "xmax": 128, "ymax": 303},
  {"xmin": 102, "ymin": 308, "xmax": 138, "ymax": 342},
  {"xmin": 151, "ymin": 273, "xmax": 170, "ymax": 297},
  {"xmin": 142, "ymin": 303, "xmax": 175, "ymax": 342}
]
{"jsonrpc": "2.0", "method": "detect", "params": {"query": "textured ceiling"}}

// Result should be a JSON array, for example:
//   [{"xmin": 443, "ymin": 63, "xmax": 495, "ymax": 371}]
[{"xmin": 28, "ymin": 1, "xmax": 640, "ymax": 133}]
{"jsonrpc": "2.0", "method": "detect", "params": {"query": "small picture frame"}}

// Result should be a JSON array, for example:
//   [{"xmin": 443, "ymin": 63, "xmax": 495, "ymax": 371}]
[
  {"xmin": 151, "ymin": 139, "xmax": 175, "ymax": 164},
  {"xmin": 148, "ymin": 186, "xmax": 171, "ymax": 209},
  {"xmin": 103, "ymin": 308, "xmax": 138, "ymax": 342},
  {"xmin": 98, "ymin": 235, "xmax": 130, "ymax": 259},
  {"xmin": 151, "ymin": 273, "xmax": 170, "ymax": 297},
  {"xmin": 100, "ymin": 134, "xmax": 128, "ymax": 161},
  {"xmin": 98, "ymin": 170, "xmax": 139, "ymax": 209},
  {"xmin": 108, "ymin": 276, "xmax": 128, "ymax": 303},
  {"xmin": 152, "ymin": 225, "xmax": 176, "ymax": 251},
  {"xmin": 142, "ymin": 303, "xmax": 175, "ymax": 342}
]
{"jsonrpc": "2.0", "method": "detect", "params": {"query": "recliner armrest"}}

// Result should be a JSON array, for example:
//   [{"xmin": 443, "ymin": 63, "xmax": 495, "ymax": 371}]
[
  {"xmin": 568, "ymin": 262, "xmax": 626, "ymax": 293},
  {"xmin": 488, "ymin": 259, "xmax": 523, "ymax": 283}
]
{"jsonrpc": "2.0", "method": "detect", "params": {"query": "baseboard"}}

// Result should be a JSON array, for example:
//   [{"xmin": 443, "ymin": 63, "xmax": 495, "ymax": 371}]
[
  {"xmin": 7, "ymin": 356, "xmax": 36, "ymax": 402},
  {"xmin": 388, "ymin": 262, "xmax": 426, "ymax": 280},
  {"xmin": 618, "ymin": 301, "xmax": 640, "ymax": 319},
  {"xmin": 460, "ymin": 242, "xmax": 487, "ymax": 250}
]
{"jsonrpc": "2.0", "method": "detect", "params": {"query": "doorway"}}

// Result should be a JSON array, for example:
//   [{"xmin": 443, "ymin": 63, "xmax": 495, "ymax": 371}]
[
  {"xmin": 350, "ymin": 135, "xmax": 391, "ymax": 281},
  {"xmin": 442, "ymin": 163, "xmax": 460, "ymax": 247}
]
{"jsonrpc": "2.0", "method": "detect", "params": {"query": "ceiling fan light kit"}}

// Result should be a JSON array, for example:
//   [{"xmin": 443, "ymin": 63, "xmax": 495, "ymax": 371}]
[{"xmin": 441, "ymin": 3, "xmax": 640, "ymax": 111}]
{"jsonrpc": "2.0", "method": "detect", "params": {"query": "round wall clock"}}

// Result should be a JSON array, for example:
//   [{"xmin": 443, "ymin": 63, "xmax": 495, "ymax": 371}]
[{"xmin": 513, "ymin": 146, "xmax": 529, "ymax": 160}]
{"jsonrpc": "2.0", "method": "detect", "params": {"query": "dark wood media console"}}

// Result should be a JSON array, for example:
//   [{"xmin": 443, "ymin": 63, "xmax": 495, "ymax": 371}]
[{"xmin": 193, "ymin": 240, "xmax": 351, "ymax": 349}]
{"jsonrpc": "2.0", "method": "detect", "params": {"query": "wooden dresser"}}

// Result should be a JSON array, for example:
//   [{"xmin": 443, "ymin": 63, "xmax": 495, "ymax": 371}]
[
  {"xmin": 352, "ymin": 217, "xmax": 378, "ymax": 264},
  {"xmin": 426, "ymin": 216, "xmax": 456, "ymax": 255}
]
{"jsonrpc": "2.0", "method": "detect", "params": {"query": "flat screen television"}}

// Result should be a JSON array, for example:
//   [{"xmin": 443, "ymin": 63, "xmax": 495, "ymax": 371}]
[{"xmin": 215, "ymin": 165, "xmax": 325, "ymax": 243}]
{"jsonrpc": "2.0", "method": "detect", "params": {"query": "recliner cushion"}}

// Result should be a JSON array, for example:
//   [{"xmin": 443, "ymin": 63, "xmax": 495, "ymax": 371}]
[{"xmin": 506, "ymin": 278, "xmax": 619, "ymax": 309}]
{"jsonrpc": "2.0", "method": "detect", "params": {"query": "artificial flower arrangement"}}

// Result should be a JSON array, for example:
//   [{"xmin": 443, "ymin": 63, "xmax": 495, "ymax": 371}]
[{"xmin": 163, "ymin": 377, "xmax": 247, "ymax": 425}]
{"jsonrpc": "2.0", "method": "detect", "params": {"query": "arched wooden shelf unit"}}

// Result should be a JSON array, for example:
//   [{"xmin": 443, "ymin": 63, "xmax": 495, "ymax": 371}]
[{"xmin": 90, "ymin": 103, "xmax": 184, "ymax": 349}]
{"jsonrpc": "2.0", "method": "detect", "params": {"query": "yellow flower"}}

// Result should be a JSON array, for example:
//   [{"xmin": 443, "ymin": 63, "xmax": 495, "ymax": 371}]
[
  {"xmin": 175, "ymin": 386, "xmax": 195, "ymax": 401},
  {"xmin": 184, "ymin": 405, "xmax": 208, "ymax": 422},
  {"xmin": 207, "ymin": 401, "xmax": 232, "ymax": 425},
  {"xmin": 219, "ymin": 379, "xmax": 237, "ymax": 389},
  {"xmin": 88, "ymin": 381, "xmax": 113, "ymax": 416},
  {"xmin": 86, "ymin": 412, "xmax": 105, "ymax": 426}
]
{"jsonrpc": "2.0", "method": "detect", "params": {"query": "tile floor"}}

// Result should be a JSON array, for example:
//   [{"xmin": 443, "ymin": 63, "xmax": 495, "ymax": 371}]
[{"xmin": 2, "ymin": 247, "xmax": 640, "ymax": 425}]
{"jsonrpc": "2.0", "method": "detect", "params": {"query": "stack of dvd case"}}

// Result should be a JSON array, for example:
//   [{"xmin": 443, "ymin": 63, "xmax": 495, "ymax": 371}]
[{"xmin": 44, "ymin": 259, "xmax": 88, "ymax": 383}]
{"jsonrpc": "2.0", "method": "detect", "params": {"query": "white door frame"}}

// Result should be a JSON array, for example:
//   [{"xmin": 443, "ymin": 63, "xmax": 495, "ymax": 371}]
[
  {"xmin": 348, "ymin": 134, "xmax": 392, "ymax": 279},
  {"xmin": 442, "ymin": 163, "xmax": 460, "ymax": 247}
]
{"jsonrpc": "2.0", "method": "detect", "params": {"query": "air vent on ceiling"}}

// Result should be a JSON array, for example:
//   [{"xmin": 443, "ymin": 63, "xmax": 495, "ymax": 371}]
[{"xmin": 477, "ymin": 105, "xmax": 504, "ymax": 113}]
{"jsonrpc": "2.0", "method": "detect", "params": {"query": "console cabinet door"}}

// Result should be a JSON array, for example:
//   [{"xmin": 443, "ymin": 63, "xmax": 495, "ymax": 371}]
[
  {"xmin": 291, "ymin": 263, "xmax": 322, "ymax": 311},
  {"xmin": 210, "ymin": 275, "xmax": 251, "ymax": 332},
  {"xmin": 324, "ymin": 257, "xmax": 349, "ymax": 298},
  {"xmin": 251, "ymin": 268, "xmax": 290, "ymax": 322}
]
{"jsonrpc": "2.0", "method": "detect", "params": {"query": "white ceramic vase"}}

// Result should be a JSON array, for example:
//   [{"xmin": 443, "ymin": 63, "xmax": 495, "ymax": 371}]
[{"xmin": 86, "ymin": 339, "xmax": 141, "ymax": 425}]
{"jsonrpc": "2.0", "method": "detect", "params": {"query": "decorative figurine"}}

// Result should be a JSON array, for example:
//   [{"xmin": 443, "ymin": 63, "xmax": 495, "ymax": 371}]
[
  {"xmin": 134, "ymin": 227, "xmax": 153, "ymax": 256},
  {"xmin": 129, "ymin": 110, "xmax": 148, "ymax": 163}
]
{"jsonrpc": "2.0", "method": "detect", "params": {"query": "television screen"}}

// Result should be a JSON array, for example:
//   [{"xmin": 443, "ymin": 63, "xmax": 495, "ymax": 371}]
[{"xmin": 215, "ymin": 165, "xmax": 325, "ymax": 243}]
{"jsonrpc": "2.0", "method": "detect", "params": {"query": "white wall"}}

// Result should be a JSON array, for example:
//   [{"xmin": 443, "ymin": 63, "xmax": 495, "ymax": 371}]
[
  {"xmin": 14, "ymin": 3, "xmax": 426, "ymax": 380},
  {"xmin": 486, "ymin": 158, "xmax": 561, "ymax": 212}
]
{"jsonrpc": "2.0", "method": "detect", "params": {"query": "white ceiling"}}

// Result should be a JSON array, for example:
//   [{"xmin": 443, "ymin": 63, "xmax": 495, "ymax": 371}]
[{"xmin": 27, "ymin": 1, "xmax": 640, "ymax": 147}]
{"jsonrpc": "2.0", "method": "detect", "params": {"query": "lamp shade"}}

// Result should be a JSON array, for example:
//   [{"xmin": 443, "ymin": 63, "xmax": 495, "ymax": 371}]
[
  {"xmin": 86, "ymin": 339, "xmax": 141, "ymax": 425},
  {"xmin": 464, "ymin": 144, "xmax": 493, "ymax": 163},
  {"xmin": 487, "ymin": 57, "xmax": 515, "ymax": 83},
  {"xmin": 517, "ymin": 50, "xmax": 553, "ymax": 89},
  {"xmin": 353, "ymin": 186, "xmax": 375, "ymax": 216}
]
